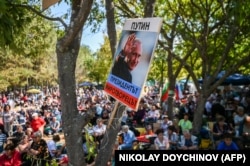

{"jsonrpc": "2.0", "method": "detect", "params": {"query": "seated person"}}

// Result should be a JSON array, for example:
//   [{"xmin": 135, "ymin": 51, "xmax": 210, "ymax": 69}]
[
  {"xmin": 154, "ymin": 128, "xmax": 169, "ymax": 150},
  {"xmin": 217, "ymin": 133, "xmax": 239, "ymax": 150},
  {"xmin": 100, "ymin": 110, "xmax": 110, "ymax": 125},
  {"xmin": 212, "ymin": 116, "xmax": 233, "ymax": 146},
  {"xmin": 178, "ymin": 113, "xmax": 192, "ymax": 135},
  {"xmin": 93, "ymin": 118, "xmax": 106, "ymax": 148},
  {"xmin": 47, "ymin": 134, "xmax": 62, "ymax": 159},
  {"xmin": 118, "ymin": 125, "xmax": 136, "ymax": 150},
  {"xmin": 239, "ymin": 115, "xmax": 250, "ymax": 148},
  {"xmin": 0, "ymin": 143, "xmax": 22, "ymax": 165},
  {"xmin": 133, "ymin": 103, "xmax": 147, "ymax": 126},
  {"xmin": 178, "ymin": 130, "xmax": 198, "ymax": 150},
  {"xmin": 49, "ymin": 117, "xmax": 61, "ymax": 135},
  {"xmin": 10, "ymin": 125, "xmax": 25, "ymax": 146},
  {"xmin": 144, "ymin": 104, "xmax": 160, "ymax": 124},
  {"xmin": 166, "ymin": 125, "xmax": 178, "ymax": 150},
  {"xmin": 161, "ymin": 115, "xmax": 173, "ymax": 135}
]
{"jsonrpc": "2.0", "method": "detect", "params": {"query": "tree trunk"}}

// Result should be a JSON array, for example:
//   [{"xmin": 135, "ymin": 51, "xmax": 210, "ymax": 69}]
[
  {"xmin": 57, "ymin": 36, "xmax": 87, "ymax": 166},
  {"xmin": 144, "ymin": 0, "xmax": 156, "ymax": 17},
  {"xmin": 192, "ymin": 94, "xmax": 206, "ymax": 135},
  {"xmin": 95, "ymin": 103, "xmax": 125, "ymax": 166},
  {"xmin": 105, "ymin": 0, "xmax": 117, "ymax": 58}
]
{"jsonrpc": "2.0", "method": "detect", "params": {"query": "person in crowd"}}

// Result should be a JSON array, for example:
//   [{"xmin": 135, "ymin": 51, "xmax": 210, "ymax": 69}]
[
  {"xmin": 100, "ymin": 110, "xmax": 110, "ymax": 125},
  {"xmin": 166, "ymin": 125, "xmax": 178, "ymax": 150},
  {"xmin": 124, "ymin": 109, "xmax": 136, "ymax": 128},
  {"xmin": 40, "ymin": 101, "xmax": 49, "ymax": 116},
  {"xmin": 0, "ymin": 106, "xmax": 3, "ymax": 127},
  {"xmin": 239, "ymin": 115, "xmax": 250, "ymax": 148},
  {"xmin": 178, "ymin": 113, "xmax": 192, "ymax": 134},
  {"xmin": 30, "ymin": 113, "xmax": 46, "ymax": 137},
  {"xmin": 58, "ymin": 155, "xmax": 68, "ymax": 166},
  {"xmin": 178, "ymin": 98, "xmax": 194, "ymax": 121},
  {"xmin": 161, "ymin": 115, "xmax": 173, "ymax": 136},
  {"xmin": 0, "ymin": 128, "xmax": 7, "ymax": 153},
  {"xmin": 47, "ymin": 134, "xmax": 61, "ymax": 159},
  {"xmin": 234, "ymin": 106, "xmax": 246, "ymax": 137},
  {"xmin": 178, "ymin": 130, "xmax": 198, "ymax": 150},
  {"xmin": 10, "ymin": 125, "xmax": 25, "ymax": 146},
  {"xmin": 16, "ymin": 107, "xmax": 27, "ymax": 130},
  {"xmin": 49, "ymin": 116, "xmax": 61, "ymax": 135},
  {"xmin": 111, "ymin": 33, "xmax": 142, "ymax": 83},
  {"xmin": 26, "ymin": 131, "xmax": 51, "ymax": 166},
  {"xmin": 205, "ymin": 97, "xmax": 214, "ymax": 119},
  {"xmin": 133, "ymin": 102, "xmax": 147, "ymax": 126},
  {"xmin": 211, "ymin": 95, "xmax": 226, "ymax": 120},
  {"xmin": 16, "ymin": 135, "xmax": 32, "ymax": 165},
  {"xmin": 217, "ymin": 133, "xmax": 239, "ymax": 150},
  {"xmin": 25, "ymin": 128, "xmax": 33, "ymax": 141},
  {"xmin": 0, "ymin": 143, "xmax": 22, "ymax": 166},
  {"xmin": 51, "ymin": 105, "xmax": 61, "ymax": 122},
  {"xmin": 118, "ymin": 125, "xmax": 136, "ymax": 150},
  {"xmin": 212, "ymin": 116, "xmax": 233, "ymax": 146},
  {"xmin": 93, "ymin": 118, "xmax": 106, "ymax": 148},
  {"xmin": 145, "ymin": 104, "xmax": 160, "ymax": 124},
  {"xmin": 154, "ymin": 128, "xmax": 169, "ymax": 150},
  {"xmin": 2, "ymin": 104, "xmax": 15, "ymax": 137}
]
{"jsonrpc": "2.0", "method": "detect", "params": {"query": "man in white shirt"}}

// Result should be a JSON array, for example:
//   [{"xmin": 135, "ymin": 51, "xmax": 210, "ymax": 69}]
[{"xmin": 93, "ymin": 118, "xmax": 106, "ymax": 149}]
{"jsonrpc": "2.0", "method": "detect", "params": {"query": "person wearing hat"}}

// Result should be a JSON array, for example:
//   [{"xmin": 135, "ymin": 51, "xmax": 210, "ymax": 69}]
[{"xmin": 30, "ymin": 113, "xmax": 46, "ymax": 137}]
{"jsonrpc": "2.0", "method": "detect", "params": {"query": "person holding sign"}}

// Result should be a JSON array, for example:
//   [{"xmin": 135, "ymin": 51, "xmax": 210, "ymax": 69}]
[{"xmin": 111, "ymin": 33, "xmax": 142, "ymax": 83}]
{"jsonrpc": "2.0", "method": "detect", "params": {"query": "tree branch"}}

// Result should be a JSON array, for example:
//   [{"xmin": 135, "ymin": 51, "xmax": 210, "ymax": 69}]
[
  {"xmin": 13, "ymin": 4, "xmax": 68, "ymax": 30},
  {"xmin": 57, "ymin": 0, "xmax": 94, "ymax": 51}
]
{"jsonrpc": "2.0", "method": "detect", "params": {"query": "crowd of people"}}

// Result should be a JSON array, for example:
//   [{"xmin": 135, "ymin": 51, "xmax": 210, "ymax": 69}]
[{"xmin": 0, "ymin": 84, "xmax": 250, "ymax": 165}]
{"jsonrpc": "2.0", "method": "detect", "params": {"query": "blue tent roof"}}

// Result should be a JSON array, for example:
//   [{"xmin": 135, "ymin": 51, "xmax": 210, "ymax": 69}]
[{"xmin": 199, "ymin": 71, "xmax": 250, "ymax": 85}]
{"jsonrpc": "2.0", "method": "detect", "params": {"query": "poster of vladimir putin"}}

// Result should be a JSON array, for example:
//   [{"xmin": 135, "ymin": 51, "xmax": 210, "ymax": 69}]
[{"xmin": 104, "ymin": 18, "xmax": 162, "ymax": 110}]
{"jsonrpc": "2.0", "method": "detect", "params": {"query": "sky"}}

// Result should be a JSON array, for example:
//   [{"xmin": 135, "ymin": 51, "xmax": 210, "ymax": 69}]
[{"xmin": 50, "ymin": 2, "xmax": 105, "ymax": 51}]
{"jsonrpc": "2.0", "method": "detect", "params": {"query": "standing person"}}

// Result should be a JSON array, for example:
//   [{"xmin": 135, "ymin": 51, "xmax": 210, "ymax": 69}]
[
  {"xmin": 154, "ymin": 128, "xmax": 169, "ymax": 150},
  {"xmin": 26, "ymin": 131, "xmax": 51, "ymax": 166},
  {"xmin": 0, "ymin": 143, "xmax": 22, "ymax": 166},
  {"xmin": 2, "ymin": 104, "xmax": 15, "ymax": 137},
  {"xmin": 111, "ymin": 33, "xmax": 142, "ymax": 83},
  {"xmin": 30, "ymin": 113, "xmax": 46, "ymax": 137},
  {"xmin": 0, "ymin": 128, "xmax": 7, "ymax": 154}
]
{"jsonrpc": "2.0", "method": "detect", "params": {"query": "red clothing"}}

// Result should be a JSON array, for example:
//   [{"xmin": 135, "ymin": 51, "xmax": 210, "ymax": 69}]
[
  {"xmin": 136, "ymin": 131, "xmax": 155, "ymax": 143},
  {"xmin": 31, "ymin": 117, "xmax": 46, "ymax": 132},
  {"xmin": 0, "ymin": 150, "xmax": 22, "ymax": 166}
]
